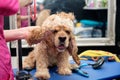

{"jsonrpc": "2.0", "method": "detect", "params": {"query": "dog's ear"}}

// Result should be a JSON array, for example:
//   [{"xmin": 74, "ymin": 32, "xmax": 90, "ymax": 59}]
[
  {"xmin": 26, "ymin": 27, "xmax": 45, "ymax": 45},
  {"xmin": 68, "ymin": 12, "xmax": 75, "ymax": 21},
  {"xmin": 57, "ymin": 12, "xmax": 75, "ymax": 21},
  {"xmin": 43, "ymin": 29, "xmax": 55, "ymax": 46},
  {"xmin": 68, "ymin": 34, "xmax": 80, "ymax": 65},
  {"xmin": 26, "ymin": 27, "xmax": 52, "ymax": 45}
]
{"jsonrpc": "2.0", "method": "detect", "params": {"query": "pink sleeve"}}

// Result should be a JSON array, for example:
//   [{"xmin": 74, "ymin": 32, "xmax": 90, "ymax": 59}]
[{"xmin": 0, "ymin": 0, "xmax": 19, "ymax": 15}]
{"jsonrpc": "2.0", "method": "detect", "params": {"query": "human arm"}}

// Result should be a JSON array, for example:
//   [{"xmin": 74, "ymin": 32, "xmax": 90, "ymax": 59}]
[
  {"xmin": 20, "ymin": 15, "xmax": 29, "ymax": 20},
  {"xmin": 4, "ymin": 26, "xmax": 37, "ymax": 42}
]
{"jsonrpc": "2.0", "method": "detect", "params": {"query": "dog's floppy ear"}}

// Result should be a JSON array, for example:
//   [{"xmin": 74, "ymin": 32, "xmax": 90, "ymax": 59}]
[
  {"xmin": 26, "ymin": 27, "xmax": 45, "ymax": 45},
  {"xmin": 68, "ymin": 34, "xmax": 80, "ymax": 65},
  {"xmin": 26, "ymin": 27, "xmax": 52, "ymax": 45}
]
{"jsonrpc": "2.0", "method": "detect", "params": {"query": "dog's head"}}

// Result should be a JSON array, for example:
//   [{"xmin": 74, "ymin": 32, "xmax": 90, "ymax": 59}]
[{"xmin": 51, "ymin": 25, "xmax": 72, "ymax": 52}]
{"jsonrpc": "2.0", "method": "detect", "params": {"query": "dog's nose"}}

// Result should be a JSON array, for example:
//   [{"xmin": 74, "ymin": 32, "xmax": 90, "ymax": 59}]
[{"xmin": 59, "ymin": 37, "xmax": 66, "ymax": 42}]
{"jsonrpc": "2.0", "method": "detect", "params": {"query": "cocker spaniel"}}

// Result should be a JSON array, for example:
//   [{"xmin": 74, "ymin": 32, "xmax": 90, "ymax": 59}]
[{"xmin": 23, "ymin": 10, "xmax": 80, "ymax": 79}]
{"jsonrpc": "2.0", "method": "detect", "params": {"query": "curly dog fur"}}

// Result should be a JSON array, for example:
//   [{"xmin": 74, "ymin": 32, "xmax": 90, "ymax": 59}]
[{"xmin": 23, "ymin": 10, "xmax": 80, "ymax": 79}]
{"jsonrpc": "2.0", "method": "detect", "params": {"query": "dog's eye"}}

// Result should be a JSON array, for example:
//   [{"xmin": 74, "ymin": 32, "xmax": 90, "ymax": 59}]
[
  {"xmin": 53, "ymin": 30, "xmax": 58, "ymax": 33},
  {"xmin": 66, "ymin": 30, "xmax": 70, "ymax": 34}
]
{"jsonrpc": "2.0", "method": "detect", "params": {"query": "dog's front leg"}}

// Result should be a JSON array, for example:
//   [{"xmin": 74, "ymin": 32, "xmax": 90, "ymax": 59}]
[
  {"xmin": 57, "ymin": 51, "xmax": 72, "ymax": 75},
  {"xmin": 23, "ymin": 51, "xmax": 36, "ymax": 69},
  {"xmin": 35, "ymin": 48, "xmax": 50, "ymax": 79}
]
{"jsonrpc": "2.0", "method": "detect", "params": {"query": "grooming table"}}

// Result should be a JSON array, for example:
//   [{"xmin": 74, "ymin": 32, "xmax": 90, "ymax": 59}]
[{"xmin": 13, "ymin": 60, "xmax": 120, "ymax": 80}]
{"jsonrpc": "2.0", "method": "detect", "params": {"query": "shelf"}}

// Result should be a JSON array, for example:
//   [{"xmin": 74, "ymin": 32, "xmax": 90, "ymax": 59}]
[{"xmin": 83, "ymin": 6, "xmax": 108, "ymax": 10}]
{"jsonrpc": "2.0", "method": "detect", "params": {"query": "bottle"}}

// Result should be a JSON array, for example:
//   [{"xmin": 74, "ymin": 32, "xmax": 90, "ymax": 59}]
[{"xmin": 95, "ymin": 0, "xmax": 103, "ymax": 8}]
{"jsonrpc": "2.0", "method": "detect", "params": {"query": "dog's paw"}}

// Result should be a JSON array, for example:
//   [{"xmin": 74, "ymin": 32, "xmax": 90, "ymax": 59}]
[
  {"xmin": 23, "ymin": 58, "xmax": 35, "ymax": 69},
  {"xmin": 58, "ymin": 68, "xmax": 72, "ymax": 75},
  {"xmin": 23, "ymin": 63, "xmax": 31, "ymax": 69},
  {"xmin": 35, "ymin": 70, "xmax": 50, "ymax": 79},
  {"xmin": 22, "ymin": 62, "xmax": 33, "ymax": 69}
]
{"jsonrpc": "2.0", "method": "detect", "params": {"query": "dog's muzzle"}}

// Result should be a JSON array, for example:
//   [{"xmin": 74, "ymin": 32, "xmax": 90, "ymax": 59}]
[
  {"xmin": 58, "ymin": 43, "xmax": 65, "ymax": 50},
  {"xmin": 56, "ymin": 37, "xmax": 67, "ymax": 52},
  {"xmin": 59, "ymin": 37, "xmax": 66, "ymax": 43}
]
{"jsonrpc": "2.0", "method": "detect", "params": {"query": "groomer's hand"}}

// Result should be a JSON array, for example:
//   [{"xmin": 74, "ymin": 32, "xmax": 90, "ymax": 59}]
[
  {"xmin": 21, "ymin": 26, "xmax": 39, "ymax": 39},
  {"xmin": 23, "ymin": 26, "xmax": 44, "ymax": 45},
  {"xmin": 19, "ymin": 0, "xmax": 33, "ymax": 7}
]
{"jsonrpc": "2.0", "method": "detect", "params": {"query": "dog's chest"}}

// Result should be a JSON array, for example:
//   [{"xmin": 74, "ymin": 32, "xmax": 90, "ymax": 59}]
[{"xmin": 48, "ymin": 55, "xmax": 57, "ymax": 66}]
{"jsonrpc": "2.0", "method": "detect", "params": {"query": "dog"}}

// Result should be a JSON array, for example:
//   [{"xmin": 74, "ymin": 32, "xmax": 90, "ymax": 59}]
[{"xmin": 23, "ymin": 10, "xmax": 80, "ymax": 79}]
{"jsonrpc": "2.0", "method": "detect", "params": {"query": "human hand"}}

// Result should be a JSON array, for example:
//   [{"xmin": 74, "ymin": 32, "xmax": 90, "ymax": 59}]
[
  {"xmin": 19, "ymin": 0, "xmax": 33, "ymax": 7},
  {"xmin": 22, "ymin": 26, "xmax": 46, "ymax": 45},
  {"xmin": 21, "ymin": 26, "xmax": 39, "ymax": 38},
  {"xmin": 23, "ymin": 26, "xmax": 52, "ymax": 45}
]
